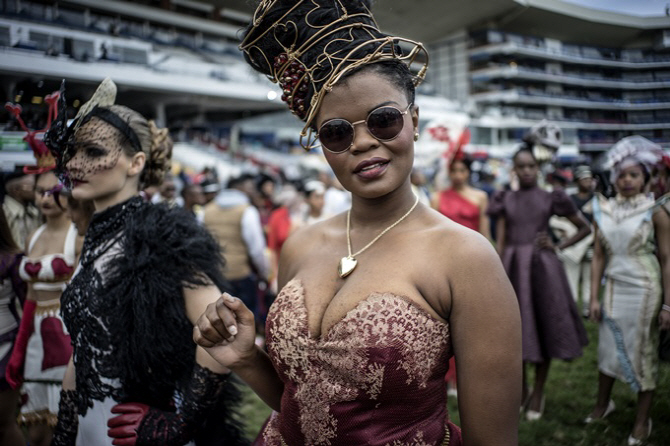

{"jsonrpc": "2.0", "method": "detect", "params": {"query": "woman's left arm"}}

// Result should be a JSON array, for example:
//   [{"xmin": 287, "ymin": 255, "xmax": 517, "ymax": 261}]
[
  {"xmin": 653, "ymin": 209, "xmax": 670, "ymax": 330},
  {"xmin": 557, "ymin": 212, "xmax": 591, "ymax": 250},
  {"xmin": 447, "ymin": 233, "xmax": 521, "ymax": 446},
  {"xmin": 107, "ymin": 283, "xmax": 234, "ymax": 446},
  {"xmin": 183, "ymin": 283, "xmax": 233, "ymax": 374}
]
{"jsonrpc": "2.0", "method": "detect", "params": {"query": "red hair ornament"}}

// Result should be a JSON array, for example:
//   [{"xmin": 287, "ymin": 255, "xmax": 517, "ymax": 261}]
[{"xmin": 4, "ymin": 90, "xmax": 61, "ymax": 174}]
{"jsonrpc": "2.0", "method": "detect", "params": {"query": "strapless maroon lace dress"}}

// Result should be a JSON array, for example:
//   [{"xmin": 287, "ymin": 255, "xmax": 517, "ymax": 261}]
[{"xmin": 255, "ymin": 279, "xmax": 461, "ymax": 446}]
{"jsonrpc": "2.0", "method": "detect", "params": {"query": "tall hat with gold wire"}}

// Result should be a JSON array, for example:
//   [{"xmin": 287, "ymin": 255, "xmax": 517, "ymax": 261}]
[
  {"xmin": 4, "ymin": 90, "xmax": 61, "ymax": 174},
  {"xmin": 240, "ymin": 0, "xmax": 429, "ymax": 150}
]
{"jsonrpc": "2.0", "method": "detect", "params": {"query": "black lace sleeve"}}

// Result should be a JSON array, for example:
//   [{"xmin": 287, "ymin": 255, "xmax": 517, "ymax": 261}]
[
  {"xmin": 62, "ymin": 198, "xmax": 233, "ymax": 414},
  {"xmin": 135, "ymin": 365, "xmax": 246, "ymax": 446},
  {"xmin": 51, "ymin": 389, "xmax": 78, "ymax": 446}
]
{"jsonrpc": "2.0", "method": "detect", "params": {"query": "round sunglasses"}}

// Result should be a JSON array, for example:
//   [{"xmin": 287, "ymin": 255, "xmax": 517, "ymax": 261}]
[{"xmin": 317, "ymin": 103, "xmax": 413, "ymax": 154}]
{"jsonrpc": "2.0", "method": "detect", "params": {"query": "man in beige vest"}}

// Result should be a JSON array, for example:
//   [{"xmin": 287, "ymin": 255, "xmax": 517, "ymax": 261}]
[
  {"xmin": 203, "ymin": 174, "xmax": 269, "ymax": 319},
  {"xmin": 2, "ymin": 168, "xmax": 40, "ymax": 249}
]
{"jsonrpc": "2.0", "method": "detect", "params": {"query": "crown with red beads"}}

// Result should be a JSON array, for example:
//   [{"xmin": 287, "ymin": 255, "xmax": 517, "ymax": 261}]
[{"xmin": 240, "ymin": 0, "xmax": 429, "ymax": 150}]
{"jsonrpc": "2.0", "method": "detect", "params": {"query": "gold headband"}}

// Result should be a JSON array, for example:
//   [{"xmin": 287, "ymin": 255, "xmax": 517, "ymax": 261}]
[{"xmin": 240, "ymin": 0, "xmax": 429, "ymax": 150}]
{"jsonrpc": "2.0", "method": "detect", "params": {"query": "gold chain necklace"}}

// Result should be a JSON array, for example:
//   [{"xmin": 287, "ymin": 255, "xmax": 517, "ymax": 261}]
[{"xmin": 338, "ymin": 194, "xmax": 420, "ymax": 279}]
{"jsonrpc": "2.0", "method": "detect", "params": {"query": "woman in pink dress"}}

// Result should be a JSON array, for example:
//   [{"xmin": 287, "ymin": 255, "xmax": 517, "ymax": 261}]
[{"xmin": 433, "ymin": 154, "xmax": 491, "ymax": 238}]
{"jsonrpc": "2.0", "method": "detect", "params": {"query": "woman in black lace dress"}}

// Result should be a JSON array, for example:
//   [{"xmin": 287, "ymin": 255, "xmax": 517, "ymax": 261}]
[{"xmin": 46, "ymin": 79, "xmax": 246, "ymax": 446}]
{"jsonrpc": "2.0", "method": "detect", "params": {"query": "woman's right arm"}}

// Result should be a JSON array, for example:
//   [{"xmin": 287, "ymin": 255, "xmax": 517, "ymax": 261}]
[
  {"xmin": 495, "ymin": 216, "xmax": 506, "ymax": 256},
  {"xmin": 589, "ymin": 223, "xmax": 606, "ymax": 322},
  {"xmin": 194, "ymin": 293, "xmax": 283, "ymax": 411},
  {"xmin": 193, "ymin": 226, "xmax": 310, "ymax": 411}
]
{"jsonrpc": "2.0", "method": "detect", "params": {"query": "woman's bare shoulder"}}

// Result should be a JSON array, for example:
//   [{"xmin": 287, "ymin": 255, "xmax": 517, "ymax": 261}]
[
  {"xmin": 278, "ymin": 215, "xmax": 344, "ymax": 281},
  {"xmin": 419, "ymin": 207, "xmax": 500, "ymax": 276},
  {"xmin": 467, "ymin": 186, "xmax": 489, "ymax": 204}
]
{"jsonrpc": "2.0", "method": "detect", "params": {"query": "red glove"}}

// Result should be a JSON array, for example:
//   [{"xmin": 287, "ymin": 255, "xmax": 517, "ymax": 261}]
[
  {"xmin": 107, "ymin": 403, "xmax": 149, "ymax": 446},
  {"xmin": 6, "ymin": 299, "xmax": 37, "ymax": 389}
]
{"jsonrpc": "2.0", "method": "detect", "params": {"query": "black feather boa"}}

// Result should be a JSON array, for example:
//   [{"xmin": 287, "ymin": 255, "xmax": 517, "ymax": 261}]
[{"xmin": 62, "ymin": 196, "xmax": 231, "ymax": 410}]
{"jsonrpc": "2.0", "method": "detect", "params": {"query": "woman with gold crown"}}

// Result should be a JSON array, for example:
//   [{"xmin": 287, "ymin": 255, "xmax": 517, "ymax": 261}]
[
  {"xmin": 44, "ymin": 79, "xmax": 246, "ymax": 445},
  {"xmin": 4, "ymin": 93, "xmax": 82, "ymax": 446},
  {"xmin": 194, "ymin": 2, "xmax": 522, "ymax": 445}
]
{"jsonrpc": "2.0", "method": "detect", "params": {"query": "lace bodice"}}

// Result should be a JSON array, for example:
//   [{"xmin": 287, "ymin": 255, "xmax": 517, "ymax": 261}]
[
  {"xmin": 262, "ymin": 279, "xmax": 453, "ymax": 446},
  {"xmin": 592, "ymin": 194, "xmax": 660, "ymax": 287}
]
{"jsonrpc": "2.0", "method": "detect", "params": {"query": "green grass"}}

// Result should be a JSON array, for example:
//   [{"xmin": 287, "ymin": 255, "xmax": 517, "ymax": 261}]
[{"xmin": 237, "ymin": 321, "xmax": 670, "ymax": 445}]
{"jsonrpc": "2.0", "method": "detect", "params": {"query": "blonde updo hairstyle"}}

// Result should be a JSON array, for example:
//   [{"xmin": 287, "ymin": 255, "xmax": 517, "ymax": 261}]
[{"xmin": 105, "ymin": 105, "xmax": 173, "ymax": 188}]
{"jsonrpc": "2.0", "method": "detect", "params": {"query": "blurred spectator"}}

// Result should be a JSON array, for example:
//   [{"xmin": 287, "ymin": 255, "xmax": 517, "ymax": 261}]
[
  {"xmin": 302, "ymin": 180, "xmax": 329, "ymax": 225},
  {"xmin": 651, "ymin": 155, "xmax": 670, "ymax": 198},
  {"xmin": 2, "ymin": 169, "xmax": 40, "ymax": 249},
  {"xmin": 318, "ymin": 171, "xmax": 350, "ymax": 216},
  {"xmin": 267, "ymin": 184, "xmax": 305, "ymax": 261},
  {"xmin": 151, "ymin": 173, "xmax": 183, "ymax": 207},
  {"xmin": 99, "ymin": 43, "xmax": 109, "ymax": 60},
  {"xmin": 410, "ymin": 168, "xmax": 431, "ymax": 205},
  {"xmin": 555, "ymin": 166, "xmax": 595, "ymax": 316},
  {"xmin": 140, "ymin": 184, "xmax": 159, "ymax": 202},
  {"xmin": 181, "ymin": 183, "xmax": 206, "ymax": 222},
  {"xmin": 255, "ymin": 173, "xmax": 278, "ymax": 232},
  {"xmin": 0, "ymin": 210, "xmax": 26, "ymax": 446},
  {"xmin": 203, "ymin": 175, "xmax": 269, "ymax": 319},
  {"xmin": 201, "ymin": 177, "xmax": 221, "ymax": 205}
]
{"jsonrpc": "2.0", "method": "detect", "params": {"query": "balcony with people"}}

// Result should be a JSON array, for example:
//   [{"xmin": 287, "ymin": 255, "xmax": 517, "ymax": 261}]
[
  {"xmin": 0, "ymin": 1, "xmax": 272, "ymax": 101},
  {"xmin": 471, "ymin": 81, "xmax": 670, "ymax": 111},
  {"xmin": 470, "ymin": 59, "xmax": 670, "ymax": 90},
  {"xmin": 469, "ymin": 29, "xmax": 670, "ymax": 68}
]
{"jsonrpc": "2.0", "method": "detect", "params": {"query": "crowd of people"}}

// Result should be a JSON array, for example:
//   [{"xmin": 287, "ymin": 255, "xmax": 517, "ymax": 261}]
[{"xmin": 0, "ymin": 1, "xmax": 669, "ymax": 446}]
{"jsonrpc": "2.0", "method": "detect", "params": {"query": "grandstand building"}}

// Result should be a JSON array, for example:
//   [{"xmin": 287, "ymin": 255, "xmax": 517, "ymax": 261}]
[
  {"xmin": 226, "ymin": 0, "xmax": 670, "ymax": 156},
  {"xmin": 1, "ymin": 0, "xmax": 669, "ymax": 164}
]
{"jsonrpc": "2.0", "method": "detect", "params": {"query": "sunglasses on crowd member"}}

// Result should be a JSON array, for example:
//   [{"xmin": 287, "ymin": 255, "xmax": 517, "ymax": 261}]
[{"xmin": 317, "ymin": 103, "xmax": 413, "ymax": 154}]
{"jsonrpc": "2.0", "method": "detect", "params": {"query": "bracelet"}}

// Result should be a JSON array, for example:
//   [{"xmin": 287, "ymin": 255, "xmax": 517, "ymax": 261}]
[{"xmin": 663, "ymin": 304, "xmax": 670, "ymax": 313}]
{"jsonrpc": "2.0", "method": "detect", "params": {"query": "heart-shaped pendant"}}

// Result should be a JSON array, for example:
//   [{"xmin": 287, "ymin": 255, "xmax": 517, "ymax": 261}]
[{"xmin": 338, "ymin": 256, "xmax": 357, "ymax": 278}]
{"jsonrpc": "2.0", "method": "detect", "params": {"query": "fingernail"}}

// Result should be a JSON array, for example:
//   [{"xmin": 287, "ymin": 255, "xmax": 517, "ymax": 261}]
[
  {"xmin": 225, "ymin": 293, "xmax": 235, "ymax": 303},
  {"xmin": 228, "ymin": 325, "xmax": 238, "ymax": 336}
]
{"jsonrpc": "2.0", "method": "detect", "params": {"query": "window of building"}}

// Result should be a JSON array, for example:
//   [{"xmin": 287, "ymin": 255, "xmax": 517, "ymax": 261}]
[{"xmin": 0, "ymin": 26, "xmax": 9, "ymax": 47}]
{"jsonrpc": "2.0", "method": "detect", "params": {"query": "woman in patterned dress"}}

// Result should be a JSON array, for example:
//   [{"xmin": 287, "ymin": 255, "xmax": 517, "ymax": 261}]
[{"xmin": 585, "ymin": 136, "xmax": 670, "ymax": 445}]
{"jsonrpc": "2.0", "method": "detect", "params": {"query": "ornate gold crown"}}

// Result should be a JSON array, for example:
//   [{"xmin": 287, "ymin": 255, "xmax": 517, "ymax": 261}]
[{"xmin": 240, "ymin": 0, "xmax": 429, "ymax": 150}]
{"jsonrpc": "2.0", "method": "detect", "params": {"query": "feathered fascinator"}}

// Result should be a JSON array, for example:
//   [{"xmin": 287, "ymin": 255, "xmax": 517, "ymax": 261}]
[
  {"xmin": 604, "ymin": 136, "xmax": 664, "ymax": 183},
  {"xmin": 4, "ymin": 90, "xmax": 61, "ymax": 174},
  {"xmin": 427, "ymin": 125, "xmax": 471, "ymax": 165},
  {"xmin": 45, "ymin": 78, "xmax": 143, "ymax": 187},
  {"xmin": 240, "ymin": 0, "xmax": 429, "ymax": 150}
]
